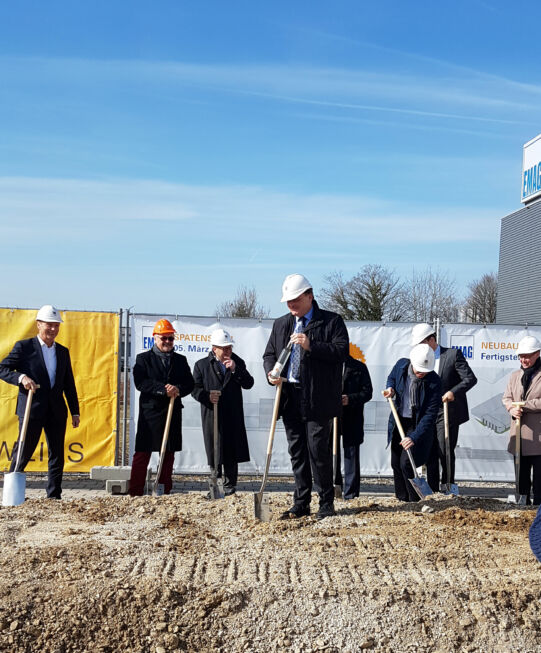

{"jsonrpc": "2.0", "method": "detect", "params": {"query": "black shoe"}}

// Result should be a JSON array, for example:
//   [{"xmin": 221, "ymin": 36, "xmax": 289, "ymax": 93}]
[
  {"xmin": 280, "ymin": 505, "xmax": 310, "ymax": 519},
  {"xmin": 315, "ymin": 504, "xmax": 336, "ymax": 520}
]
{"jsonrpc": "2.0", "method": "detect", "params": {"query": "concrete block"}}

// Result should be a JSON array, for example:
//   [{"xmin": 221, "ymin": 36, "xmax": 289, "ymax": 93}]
[
  {"xmin": 90, "ymin": 466, "xmax": 133, "ymax": 481},
  {"xmin": 106, "ymin": 479, "xmax": 130, "ymax": 495}
]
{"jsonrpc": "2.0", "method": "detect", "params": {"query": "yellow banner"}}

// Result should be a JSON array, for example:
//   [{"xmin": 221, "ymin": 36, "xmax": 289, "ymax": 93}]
[{"xmin": 0, "ymin": 308, "xmax": 119, "ymax": 472}]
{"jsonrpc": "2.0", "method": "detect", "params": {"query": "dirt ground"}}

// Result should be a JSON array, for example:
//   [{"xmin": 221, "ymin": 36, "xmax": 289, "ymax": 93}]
[{"xmin": 0, "ymin": 490, "xmax": 539, "ymax": 653}]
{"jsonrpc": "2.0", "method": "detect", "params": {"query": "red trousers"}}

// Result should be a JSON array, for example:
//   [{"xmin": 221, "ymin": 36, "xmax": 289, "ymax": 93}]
[{"xmin": 129, "ymin": 451, "xmax": 175, "ymax": 496}]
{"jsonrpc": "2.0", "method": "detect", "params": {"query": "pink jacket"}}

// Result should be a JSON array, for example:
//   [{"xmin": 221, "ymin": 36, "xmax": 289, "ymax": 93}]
[{"xmin": 502, "ymin": 368, "xmax": 541, "ymax": 456}]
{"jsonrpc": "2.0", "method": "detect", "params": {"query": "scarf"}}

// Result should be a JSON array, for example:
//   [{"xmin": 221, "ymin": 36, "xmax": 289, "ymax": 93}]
[
  {"xmin": 408, "ymin": 364, "xmax": 423, "ymax": 416},
  {"xmin": 152, "ymin": 344, "xmax": 173, "ymax": 370},
  {"xmin": 521, "ymin": 356, "xmax": 541, "ymax": 397}
]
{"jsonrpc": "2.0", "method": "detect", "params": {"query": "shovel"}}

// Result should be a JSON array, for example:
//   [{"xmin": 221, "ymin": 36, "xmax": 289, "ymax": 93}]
[
  {"xmin": 2, "ymin": 385, "xmax": 39, "ymax": 507},
  {"xmin": 208, "ymin": 391, "xmax": 224, "ymax": 500},
  {"xmin": 153, "ymin": 395, "xmax": 176, "ymax": 496},
  {"xmin": 254, "ymin": 382, "xmax": 282, "ymax": 521},
  {"xmin": 442, "ymin": 401, "xmax": 459, "ymax": 496},
  {"xmin": 508, "ymin": 401, "xmax": 527, "ymax": 505},
  {"xmin": 333, "ymin": 417, "xmax": 342, "ymax": 499},
  {"xmin": 385, "ymin": 395, "xmax": 433, "ymax": 500}
]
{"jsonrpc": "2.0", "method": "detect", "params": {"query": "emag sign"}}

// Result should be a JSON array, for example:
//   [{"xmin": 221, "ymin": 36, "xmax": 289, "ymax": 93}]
[{"xmin": 522, "ymin": 133, "xmax": 541, "ymax": 204}]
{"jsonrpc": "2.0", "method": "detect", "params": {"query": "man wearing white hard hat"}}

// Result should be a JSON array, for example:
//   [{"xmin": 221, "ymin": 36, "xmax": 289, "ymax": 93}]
[
  {"xmin": 503, "ymin": 335, "xmax": 541, "ymax": 505},
  {"xmin": 383, "ymin": 344, "xmax": 442, "ymax": 501},
  {"xmin": 410, "ymin": 323, "xmax": 477, "ymax": 492},
  {"xmin": 263, "ymin": 274, "xmax": 349, "ymax": 520},
  {"xmin": 192, "ymin": 328, "xmax": 254, "ymax": 495},
  {"xmin": 0, "ymin": 305, "xmax": 80, "ymax": 499}
]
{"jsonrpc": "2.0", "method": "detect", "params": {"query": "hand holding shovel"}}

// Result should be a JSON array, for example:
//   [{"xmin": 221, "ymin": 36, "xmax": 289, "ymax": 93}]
[{"xmin": 383, "ymin": 392, "xmax": 433, "ymax": 500}]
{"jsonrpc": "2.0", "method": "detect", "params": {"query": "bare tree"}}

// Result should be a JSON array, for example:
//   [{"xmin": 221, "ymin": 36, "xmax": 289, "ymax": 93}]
[
  {"xmin": 401, "ymin": 267, "xmax": 460, "ymax": 322},
  {"xmin": 463, "ymin": 272, "xmax": 498, "ymax": 323},
  {"xmin": 215, "ymin": 285, "xmax": 269, "ymax": 319},
  {"xmin": 320, "ymin": 265, "xmax": 405, "ymax": 321}
]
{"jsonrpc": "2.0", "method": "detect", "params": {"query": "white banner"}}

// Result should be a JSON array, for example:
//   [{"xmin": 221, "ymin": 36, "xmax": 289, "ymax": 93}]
[{"xmin": 130, "ymin": 315, "xmax": 541, "ymax": 481}]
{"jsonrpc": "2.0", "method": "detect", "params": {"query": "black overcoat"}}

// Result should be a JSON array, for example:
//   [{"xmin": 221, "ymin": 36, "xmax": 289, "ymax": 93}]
[
  {"xmin": 262, "ymin": 300, "xmax": 349, "ymax": 421},
  {"xmin": 133, "ymin": 349, "xmax": 194, "ymax": 452},
  {"xmin": 192, "ymin": 352, "xmax": 254, "ymax": 466},
  {"xmin": 339, "ymin": 356, "xmax": 373, "ymax": 447},
  {"xmin": 437, "ymin": 346, "xmax": 477, "ymax": 426}
]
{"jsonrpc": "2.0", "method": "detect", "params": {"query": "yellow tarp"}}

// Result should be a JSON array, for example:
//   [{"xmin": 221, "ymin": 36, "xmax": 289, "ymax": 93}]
[{"xmin": 0, "ymin": 308, "xmax": 119, "ymax": 472}]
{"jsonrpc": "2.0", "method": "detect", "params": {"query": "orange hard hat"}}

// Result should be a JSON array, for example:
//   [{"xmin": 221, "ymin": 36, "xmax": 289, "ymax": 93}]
[{"xmin": 152, "ymin": 319, "xmax": 176, "ymax": 336}]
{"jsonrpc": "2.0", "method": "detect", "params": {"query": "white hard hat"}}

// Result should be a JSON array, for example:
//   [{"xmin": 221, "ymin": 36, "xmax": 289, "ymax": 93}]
[
  {"xmin": 517, "ymin": 336, "xmax": 541, "ymax": 355},
  {"xmin": 410, "ymin": 343, "xmax": 435, "ymax": 373},
  {"xmin": 281, "ymin": 273, "xmax": 312, "ymax": 302},
  {"xmin": 211, "ymin": 328, "xmax": 234, "ymax": 347},
  {"xmin": 410, "ymin": 323, "xmax": 435, "ymax": 346},
  {"xmin": 36, "ymin": 305, "xmax": 63, "ymax": 323}
]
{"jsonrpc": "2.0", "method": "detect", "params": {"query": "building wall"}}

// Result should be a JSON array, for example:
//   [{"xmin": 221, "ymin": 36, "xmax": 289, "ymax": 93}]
[{"xmin": 497, "ymin": 198, "xmax": 541, "ymax": 324}]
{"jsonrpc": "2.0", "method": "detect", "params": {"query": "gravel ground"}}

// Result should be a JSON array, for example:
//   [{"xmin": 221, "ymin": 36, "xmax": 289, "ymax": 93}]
[{"xmin": 0, "ymin": 488, "xmax": 539, "ymax": 652}]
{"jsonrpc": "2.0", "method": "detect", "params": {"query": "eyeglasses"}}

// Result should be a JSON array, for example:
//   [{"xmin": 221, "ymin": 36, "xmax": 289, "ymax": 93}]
[{"xmin": 158, "ymin": 336, "xmax": 175, "ymax": 342}]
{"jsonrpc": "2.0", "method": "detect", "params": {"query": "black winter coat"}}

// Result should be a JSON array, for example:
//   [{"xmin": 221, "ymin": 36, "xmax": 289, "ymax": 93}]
[
  {"xmin": 133, "ymin": 349, "xmax": 194, "ymax": 452},
  {"xmin": 339, "ymin": 356, "xmax": 373, "ymax": 447},
  {"xmin": 437, "ymin": 346, "xmax": 477, "ymax": 426},
  {"xmin": 263, "ymin": 300, "xmax": 349, "ymax": 421},
  {"xmin": 192, "ymin": 352, "xmax": 254, "ymax": 466}
]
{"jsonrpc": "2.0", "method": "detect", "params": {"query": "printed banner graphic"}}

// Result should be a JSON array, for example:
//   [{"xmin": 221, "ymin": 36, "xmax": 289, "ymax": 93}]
[
  {"xmin": 131, "ymin": 315, "xmax": 541, "ymax": 481},
  {"xmin": 0, "ymin": 308, "xmax": 119, "ymax": 472}
]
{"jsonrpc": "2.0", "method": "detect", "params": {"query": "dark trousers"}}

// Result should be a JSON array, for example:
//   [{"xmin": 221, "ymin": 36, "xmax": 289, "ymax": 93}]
[
  {"xmin": 335, "ymin": 444, "xmax": 361, "ymax": 498},
  {"xmin": 282, "ymin": 385, "xmax": 334, "ymax": 508},
  {"xmin": 390, "ymin": 418, "xmax": 419, "ymax": 502},
  {"xmin": 426, "ymin": 413, "xmax": 460, "ymax": 491},
  {"xmin": 218, "ymin": 461, "xmax": 238, "ymax": 489},
  {"xmin": 129, "ymin": 451, "xmax": 175, "ymax": 496},
  {"xmin": 10, "ymin": 415, "xmax": 66, "ymax": 499},
  {"xmin": 518, "ymin": 454, "xmax": 541, "ymax": 505}
]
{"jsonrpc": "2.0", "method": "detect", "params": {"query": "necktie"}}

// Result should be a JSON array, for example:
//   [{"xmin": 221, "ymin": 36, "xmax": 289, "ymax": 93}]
[{"xmin": 289, "ymin": 317, "xmax": 304, "ymax": 381}]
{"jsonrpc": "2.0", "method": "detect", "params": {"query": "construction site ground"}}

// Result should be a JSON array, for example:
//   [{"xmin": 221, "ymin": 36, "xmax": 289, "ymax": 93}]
[{"xmin": 0, "ymin": 474, "xmax": 539, "ymax": 652}]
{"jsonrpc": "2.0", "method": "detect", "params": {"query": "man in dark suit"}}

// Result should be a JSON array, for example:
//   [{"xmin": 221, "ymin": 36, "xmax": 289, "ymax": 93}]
[
  {"xmin": 0, "ymin": 305, "xmax": 80, "ymax": 499},
  {"xmin": 263, "ymin": 273, "xmax": 349, "ymax": 520},
  {"xmin": 129, "ymin": 318, "xmax": 194, "ymax": 496},
  {"xmin": 410, "ymin": 323, "xmax": 477, "ymax": 492}
]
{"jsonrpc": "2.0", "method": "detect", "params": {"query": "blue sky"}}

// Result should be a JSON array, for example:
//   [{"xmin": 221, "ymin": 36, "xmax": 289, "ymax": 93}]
[{"xmin": 1, "ymin": 1, "xmax": 540, "ymax": 317}]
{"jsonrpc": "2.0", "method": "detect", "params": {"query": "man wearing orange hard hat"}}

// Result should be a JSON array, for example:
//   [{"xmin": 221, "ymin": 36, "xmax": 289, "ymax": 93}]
[{"xmin": 129, "ymin": 319, "xmax": 194, "ymax": 496}]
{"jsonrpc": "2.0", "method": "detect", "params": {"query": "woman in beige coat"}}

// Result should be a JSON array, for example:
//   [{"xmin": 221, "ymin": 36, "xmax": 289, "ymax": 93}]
[{"xmin": 503, "ymin": 335, "xmax": 541, "ymax": 505}]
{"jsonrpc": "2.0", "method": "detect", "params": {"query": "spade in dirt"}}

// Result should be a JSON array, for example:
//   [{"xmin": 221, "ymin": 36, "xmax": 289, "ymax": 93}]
[
  {"xmin": 208, "ymin": 391, "xmax": 224, "ymax": 500},
  {"xmin": 442, "ymin": 400, "xmax": 459, "ymax": 496},
  {"xmin": 254, "ymin": 383, "xmax": 282, "ymax": 521},
  {"xmin": 385, "ymin": 394, "xmax": 433, "ymax": 500},
  {"xmin": 508, "ymin": 400, "xmax": 527, "ymax": 505},
  {"xmin": 2, "ymin": 385, "xmax": 39, "ymax": 507},
  {"xmin": 153, "ymin": 395, "xmax": 176, "ymax": 496}
]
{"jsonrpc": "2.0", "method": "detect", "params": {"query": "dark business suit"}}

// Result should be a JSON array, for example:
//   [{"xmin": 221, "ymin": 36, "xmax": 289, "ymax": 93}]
[
  {"xmin": 0, "ymin": 337, "xmax": 79, "ymax": 498},
  {"xmin": 427, "ymin": 346, "xmax": 477, "ymax": 490}
]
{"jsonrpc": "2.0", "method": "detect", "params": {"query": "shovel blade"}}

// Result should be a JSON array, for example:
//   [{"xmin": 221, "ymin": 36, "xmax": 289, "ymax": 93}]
[
  {"xmin": 2, "ymin": 471, "xmax": 26, "ymax": 506},
  {"xmin": 508, "ymin": 493, "xmax": 527, "ymax": 505},
  {"xmin": 254, "ymin": 492, "xmax": 270, "ymax": 521},
  {"xmin": 208, "ymin": 476, "xmax": 224, "ymax": 500},
  {"xmin": 152, "ymin": 483, "xmax": 165, "ymax": 497},
  {"xmin": 409, "ymin": 476, "xmax": 433, "ymax": 501},
  {"xmin": 442, "ymin": 482, "xmax": 460, "ymax": 497},
  {"xmin": 334, "ymin": 484, "xmax": 343, "ymax": 499}
]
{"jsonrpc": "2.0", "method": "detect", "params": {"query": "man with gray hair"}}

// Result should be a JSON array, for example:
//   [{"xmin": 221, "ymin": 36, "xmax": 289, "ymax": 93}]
[
  {"xmin": 410, "ymin": 323, "xmax": 477, "ymax": 492},
  {"xmin": 0, "ymin": 305, "xmax": 80, "ymax": 499}
]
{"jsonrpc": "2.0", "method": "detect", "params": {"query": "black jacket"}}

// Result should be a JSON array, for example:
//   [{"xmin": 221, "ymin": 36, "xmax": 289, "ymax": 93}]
[
  {"xmin": 437, "ymin": 346, "xmax": 477, "ymax": 426},
  {"xmin": 192, "ymin": 352, "xmax": 254, "ymax": 466},
  {"xmin": 0, "ymin": 337, "xmax": 79, "ymax": 422},
  {"xmin": 263, "ymin": 300, "xmax": 349, "ymax": 421},
  {"xmin": 339, "ymin": 356, "xmax": 373, "ymax": 447},
  {"xmin": 133, "ymin": 349, "xmax": 194, "ymax": 452}
]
